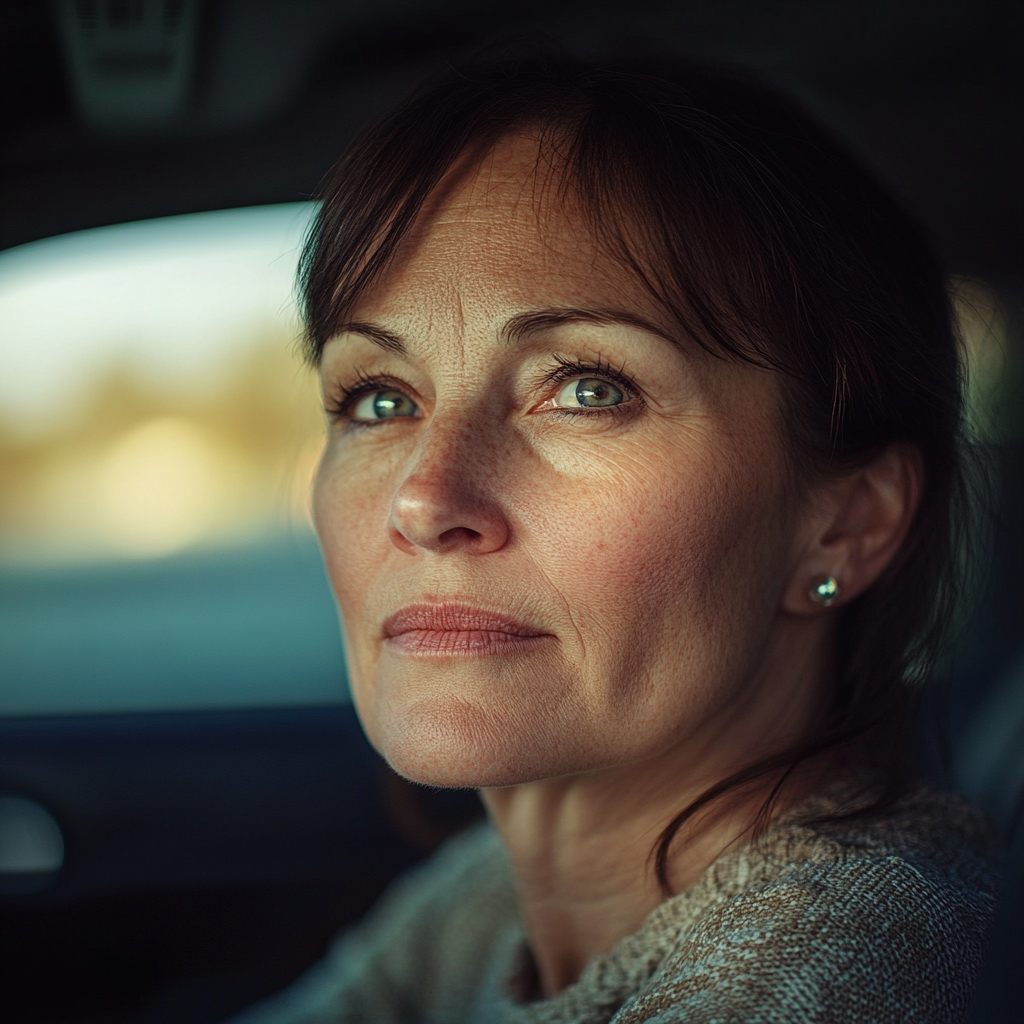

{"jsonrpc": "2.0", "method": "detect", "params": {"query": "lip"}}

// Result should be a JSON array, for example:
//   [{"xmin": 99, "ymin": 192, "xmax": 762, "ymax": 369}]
[{"xmin": 382, "ymin": 602, "xmax": 553, "ymax": 657}]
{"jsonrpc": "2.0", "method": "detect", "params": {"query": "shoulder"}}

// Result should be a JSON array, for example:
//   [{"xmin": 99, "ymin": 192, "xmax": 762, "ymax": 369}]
[
  {"xmin": 228, "ymin": 822, "xmax": 515, "ymax": 1024},
  {"xmin": 364, "ymin": 819, "xmax": 511, "ymax": 925},
  {"xmin": 335, "ymin": 819, "xmax": 517, "ymax": 969},
  {"xmin": 614, "ymin": 786, "xmax": 998, "ymax": 1024}
]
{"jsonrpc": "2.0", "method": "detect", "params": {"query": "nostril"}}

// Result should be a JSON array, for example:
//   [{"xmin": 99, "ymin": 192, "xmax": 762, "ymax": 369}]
[
  {"xmin": 437, "ymin": 527, "xmax": 483, "ymax": 548},
  {"xmin": 388, "ymin": 471, "xmax": 510, "ymax": 555}
]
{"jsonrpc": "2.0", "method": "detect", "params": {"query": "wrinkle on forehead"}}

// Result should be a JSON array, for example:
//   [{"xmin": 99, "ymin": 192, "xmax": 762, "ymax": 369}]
[
  {"xmin": 320, "ymin": 125, "xmax": 718, "ymax": 377},
  {"xmin": 401, "ymin": 131, "xmax": 589, "ymax": 263},
  {"xmin": 339, "ymin": 135, "xmax": 648, "ymax": 381},
  {"xmin": 344, "ymin": 130, "xmax": 681, "ymax": 370}
]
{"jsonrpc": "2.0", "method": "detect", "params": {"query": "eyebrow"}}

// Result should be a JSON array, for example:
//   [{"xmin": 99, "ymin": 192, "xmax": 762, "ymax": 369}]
[
  {"xmin": 334, "ymin": 321, "xmax": 408, "ymax": 355},
  {"xmin": 334, "ymin": 307, "xmax": 680, "ymax": 355},
  {"xmin": 500, "ymin": 307, "xmax": 681, "ymax": 349}
]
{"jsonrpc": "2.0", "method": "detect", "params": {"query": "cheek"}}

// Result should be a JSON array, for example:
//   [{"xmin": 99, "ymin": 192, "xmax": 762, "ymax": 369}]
[
  {"xmin": 311, "ymin": 442, "xmax": 395, "ymax": 697},
  {"xmin": 525, "ymin": 434, "xmax": 790, "ymax": 711},
  {"xmin": 527, "ymin": 445, "xmax": 726, "ymax": 610},
  {"xmin": 313, "ymin": 446, "xmax": 378, "ymax": 591}
]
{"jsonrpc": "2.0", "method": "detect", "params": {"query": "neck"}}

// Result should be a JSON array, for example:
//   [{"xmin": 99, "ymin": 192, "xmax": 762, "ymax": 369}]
[{"xmin": 480, "ymin": 613, "xmax": 832, "ymax": 998}]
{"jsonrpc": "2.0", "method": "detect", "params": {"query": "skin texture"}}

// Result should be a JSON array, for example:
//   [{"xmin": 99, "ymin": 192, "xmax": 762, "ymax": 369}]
[{"xmin": 313, "ymin": 134, "xmax": 922, "ymax": 996}]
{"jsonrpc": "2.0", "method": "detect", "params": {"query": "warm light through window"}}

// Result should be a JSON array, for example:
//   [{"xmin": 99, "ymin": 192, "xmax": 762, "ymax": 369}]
[{"xmin": 0, "ymin": 204, "xmax": 323, "ymax": 565}]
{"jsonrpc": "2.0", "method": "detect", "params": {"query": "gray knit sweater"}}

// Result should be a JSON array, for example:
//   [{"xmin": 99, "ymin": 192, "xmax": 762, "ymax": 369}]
[{"xmin": 232, "ymin": 785, "xmax": 997, "ymax": 1023}]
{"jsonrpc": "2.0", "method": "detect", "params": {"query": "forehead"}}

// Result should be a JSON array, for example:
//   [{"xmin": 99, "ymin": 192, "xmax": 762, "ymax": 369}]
[{"xmin": 350, "ymin": 134, "xmax": 647, "ymax": 322}]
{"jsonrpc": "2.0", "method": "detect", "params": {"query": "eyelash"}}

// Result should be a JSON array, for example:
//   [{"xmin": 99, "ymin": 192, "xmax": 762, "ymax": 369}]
[
  {"xmin": 324, "ymin": 370, "xmax": 402, "ymax": 424},
  {"xmin": 323, "ymin": 358, "xmax": 639, "ymax": 426},
  {"xmin": 538, "ymin": 356, "xmax": 639, "ymax": 415}
]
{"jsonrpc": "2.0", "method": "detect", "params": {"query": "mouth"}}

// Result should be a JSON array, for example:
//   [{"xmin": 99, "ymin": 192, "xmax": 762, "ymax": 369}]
[{"xmin": 382, "ymin": 602, "xmax": 553, "ymax": 657}]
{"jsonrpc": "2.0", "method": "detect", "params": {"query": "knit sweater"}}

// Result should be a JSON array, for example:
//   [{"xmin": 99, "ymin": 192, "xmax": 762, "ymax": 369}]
[{"xmin": 232, "ymin": 785, "xmax": 997, "ymax": 1024}]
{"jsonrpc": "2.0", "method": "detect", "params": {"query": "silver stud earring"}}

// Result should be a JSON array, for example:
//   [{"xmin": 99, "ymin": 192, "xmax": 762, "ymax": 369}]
[{"xmin": 809, "ymin": 575, "xmax": 839, "ymax": 607}]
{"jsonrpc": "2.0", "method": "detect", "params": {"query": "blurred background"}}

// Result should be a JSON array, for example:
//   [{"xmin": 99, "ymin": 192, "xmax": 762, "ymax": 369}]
[
  {"xmin": 0, "ymin": 2, "xmax": 1022, "ymax": 1022},
  {"xmin": 0, "ymin": 204, "xmax": 320, "ymax": 567},
  {"xmin": 0, "ymin": 202, "xmax": 344, "ymax": 717}
]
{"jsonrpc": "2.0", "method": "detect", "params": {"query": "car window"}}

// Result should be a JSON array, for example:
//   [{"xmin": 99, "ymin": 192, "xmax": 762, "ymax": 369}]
[{"xmin": 0, "ymin": 203, "xmax": 350, "ymax": 715}]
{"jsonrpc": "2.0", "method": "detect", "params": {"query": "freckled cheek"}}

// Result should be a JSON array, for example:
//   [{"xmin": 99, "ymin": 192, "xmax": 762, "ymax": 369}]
[
  {"xmin": 312, "ymin": 449, "xmax": 395, "ymax": 624},
  {"xmin": 526, "ymin": 456, "xmax": 753, "ymax": 638}
]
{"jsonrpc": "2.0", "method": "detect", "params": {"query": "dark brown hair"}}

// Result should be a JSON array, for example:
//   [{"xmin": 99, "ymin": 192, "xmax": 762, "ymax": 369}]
[{"xmin": 299, "ymin": 55, "xmax": 971, "ymax": 890}]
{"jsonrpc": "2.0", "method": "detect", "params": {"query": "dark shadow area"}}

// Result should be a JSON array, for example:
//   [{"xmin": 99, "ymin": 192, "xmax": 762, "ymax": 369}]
[{"xmin": 0, "ymin": 706, "xmax": 483, "ymax": 1023}]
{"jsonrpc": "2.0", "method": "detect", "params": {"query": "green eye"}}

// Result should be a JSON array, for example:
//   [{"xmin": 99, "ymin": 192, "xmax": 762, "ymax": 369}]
[
  {"xmin": 352, "ymin": 389, "xmax": 419, "ymax": 421},
  {"xmin": 554, "ymin": 377, "xmax": 624, "ymax": 409}
]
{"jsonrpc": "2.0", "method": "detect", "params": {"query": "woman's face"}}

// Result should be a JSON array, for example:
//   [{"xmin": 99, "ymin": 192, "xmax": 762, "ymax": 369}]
[{"xmin": 314, "ymin": 136, "xmax": 805, "ymax": 788}]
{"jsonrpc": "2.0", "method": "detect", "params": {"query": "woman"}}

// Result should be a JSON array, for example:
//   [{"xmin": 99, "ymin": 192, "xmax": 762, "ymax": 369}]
[{"xmin": 237, "ymin": 57, "xmax": 996, "ymax": 1022}]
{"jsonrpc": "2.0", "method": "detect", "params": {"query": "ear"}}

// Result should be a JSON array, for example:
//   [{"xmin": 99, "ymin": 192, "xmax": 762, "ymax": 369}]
[{"xmin": 782, "ymin": 444, "xmax": 924, "ymax": 614}]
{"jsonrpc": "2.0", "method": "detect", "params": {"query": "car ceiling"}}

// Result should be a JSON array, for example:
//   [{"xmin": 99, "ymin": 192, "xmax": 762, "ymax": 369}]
[{"xmin": 1, "ymin": 0, "xmax": 1022, "ymax": 283}]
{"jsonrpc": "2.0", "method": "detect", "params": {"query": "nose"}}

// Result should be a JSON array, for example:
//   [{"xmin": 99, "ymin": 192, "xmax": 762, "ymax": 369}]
[{"xmin": 388, "ymin": 422, "xmax": 510, "ymax": 556}]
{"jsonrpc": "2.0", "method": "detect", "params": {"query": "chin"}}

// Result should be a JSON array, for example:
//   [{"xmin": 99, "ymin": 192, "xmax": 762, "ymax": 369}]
[{"xmin": 372, "ymin": 693, "xmax": 585, "ymax": 789}]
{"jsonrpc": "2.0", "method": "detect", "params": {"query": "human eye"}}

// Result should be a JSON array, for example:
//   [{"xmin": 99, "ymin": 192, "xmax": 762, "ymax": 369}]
[
  {"xmin": 351, "ymin": 388, "xmax": 419, "ymax": 422},
  {"xmin": 553, "ymin": 377, "xmax": 625, "ymax": 409},
  {"xmin": 325, "ymin": 374, "xmax": 420, "ymax": 427},
  {"xmin": 538, "ymin": 358, "xmax": 638, "ymax": 416}
]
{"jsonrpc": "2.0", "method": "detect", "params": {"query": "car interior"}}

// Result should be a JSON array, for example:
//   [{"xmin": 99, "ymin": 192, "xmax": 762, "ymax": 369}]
[{"xmin": 1, "ymin": 2, "xmax": 1022, "ymax": 1022}]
